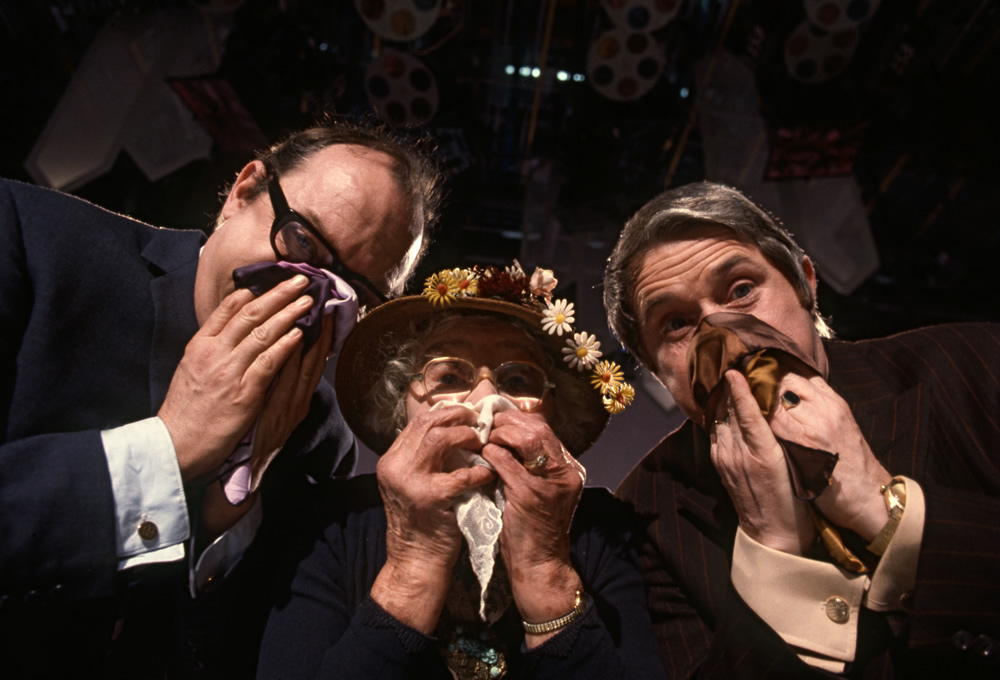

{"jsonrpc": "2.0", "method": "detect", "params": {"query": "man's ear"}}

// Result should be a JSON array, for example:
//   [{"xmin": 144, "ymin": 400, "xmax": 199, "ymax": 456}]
[
  {"xmin": 220, "ymin": 160, "xmax": 267, "ymax": 221},
  {"xmin": 802, "ymin": 255, "xmax": 818, "ymax": 303}
]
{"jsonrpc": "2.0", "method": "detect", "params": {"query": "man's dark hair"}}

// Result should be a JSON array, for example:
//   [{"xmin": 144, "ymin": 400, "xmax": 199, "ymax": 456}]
[
  {"xmin": 603, "ymin": 181, "xmax": 831, "ymax": 367},
  {"xmin": 224, "ymin": 115, "xmax": 442, "ymax": 296}
]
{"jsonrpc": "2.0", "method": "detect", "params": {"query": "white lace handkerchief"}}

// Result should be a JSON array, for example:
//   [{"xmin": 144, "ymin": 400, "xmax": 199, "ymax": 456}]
[{"xmin": 432, "ymin": 395, "xmax": 517, "ymax": 620}]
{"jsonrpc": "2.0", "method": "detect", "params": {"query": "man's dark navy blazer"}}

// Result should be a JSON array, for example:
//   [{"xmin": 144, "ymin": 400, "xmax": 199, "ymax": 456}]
[{"xmin": 0, "ymin": 178, "xmax": 356, "ymax": 677}]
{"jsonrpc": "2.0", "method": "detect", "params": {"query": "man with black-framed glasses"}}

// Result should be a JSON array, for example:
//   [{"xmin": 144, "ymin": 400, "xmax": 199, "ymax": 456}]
[{"xmin": 0, "ymin": 117, "xmax": 441, "ymax": 677}]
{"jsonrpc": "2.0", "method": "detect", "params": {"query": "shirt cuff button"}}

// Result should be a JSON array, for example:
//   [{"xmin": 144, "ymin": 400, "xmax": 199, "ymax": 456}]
[
  {"xmin": 138, "ymin": 520, "xmax": 159, "ymax": 541},
  {"xmin": 824, "ymin": 596, "xmax": 850, "ymax": 624}
]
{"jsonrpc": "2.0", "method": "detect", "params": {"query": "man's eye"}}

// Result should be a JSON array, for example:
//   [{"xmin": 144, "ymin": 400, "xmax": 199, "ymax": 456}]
[
  {"xmin": 281, "ymin": 223, "xmax": 318, "ymax": 261},
  {"xmin": 664, "ymin": 317, "xmax": 688, "ymax": 334},
  {"xmin": 292, "ymin": 228, "xmax": 316, "ymax": 256},
  {"xmin": 731, "ymin": 283, "xmax": 753, "ymax": 300}
]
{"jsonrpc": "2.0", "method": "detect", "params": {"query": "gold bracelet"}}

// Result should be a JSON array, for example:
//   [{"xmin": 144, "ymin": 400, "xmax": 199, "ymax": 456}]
[
  {"xmin": 522, "ymin": 590, "xmax": 587, "ymax": 635},
  {"xmin": 867, "ymin": 477, "xmax": 907, "ymax": 556}
]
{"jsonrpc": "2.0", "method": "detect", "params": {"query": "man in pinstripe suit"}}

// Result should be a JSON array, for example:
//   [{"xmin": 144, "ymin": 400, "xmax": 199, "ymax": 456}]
[{"xmin": 603, "ymin": 181, "xmax": 999, "ymax": 677}]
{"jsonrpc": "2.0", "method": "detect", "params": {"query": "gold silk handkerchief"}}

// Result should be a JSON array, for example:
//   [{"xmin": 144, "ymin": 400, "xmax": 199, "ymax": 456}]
[{"xmin": 687, "ymin": 313, "xmax": 866, "ymax": 573}]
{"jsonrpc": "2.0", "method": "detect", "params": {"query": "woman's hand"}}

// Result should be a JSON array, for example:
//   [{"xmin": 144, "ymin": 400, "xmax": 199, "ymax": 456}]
[
  {"xmin": 481, "ymin": 410, "xmax": 585, "ymax": 646},
  {"xmin": 370, "ymin": 405, "xmax": 496, "ymax": 633}
]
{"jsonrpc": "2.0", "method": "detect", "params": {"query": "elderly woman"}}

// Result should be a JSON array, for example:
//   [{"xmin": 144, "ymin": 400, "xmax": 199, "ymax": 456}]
[{"xmin": 257, "ymin": 264, "xmax": 664, "ymax": 680}]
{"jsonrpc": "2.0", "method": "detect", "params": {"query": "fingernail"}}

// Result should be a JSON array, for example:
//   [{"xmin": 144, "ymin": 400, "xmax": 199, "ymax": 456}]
[
  {"xmin": 296, "ymin": 295, "xmax": 313, "ymax": 307},
  {"xmin": 291, "ymin": 275, "xmax": 309, "ymax": 287},
  {"xmin": 286, "ymin": 327, "xmax": 303, "ymax": 339}
]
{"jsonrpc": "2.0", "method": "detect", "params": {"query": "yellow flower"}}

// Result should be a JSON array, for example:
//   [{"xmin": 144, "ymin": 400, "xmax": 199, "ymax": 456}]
[
  {"xmin": 450, "ymin": 268, "xmax": 479, "ymax": 297},
  {"xmin": 422, "ymin": 270, "xmax": 460, "ymax": 306},
  {"xmin": 591, "ymin": 360, "xmax": 624, "ymax": 394},
  {"xmin": 602, "ymin": 383, "xmax": 635, "ymax": 414}
]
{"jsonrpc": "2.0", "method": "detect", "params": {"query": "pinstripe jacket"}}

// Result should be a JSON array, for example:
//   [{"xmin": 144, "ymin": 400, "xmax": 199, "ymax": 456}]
[{"xmin": 617, "ymin": 323, "xmax": 1000, "ymax": 678}]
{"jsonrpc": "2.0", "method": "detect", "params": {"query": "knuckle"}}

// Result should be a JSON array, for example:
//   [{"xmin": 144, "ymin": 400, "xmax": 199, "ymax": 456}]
[
  {"xmin": 239, "ymin": 297, "xmax": 270, "ymax": 324},
  {"xmin": 218, "ymin": 292, "xmax": 246, "ymax": 315},
  {"xmin": 250, "ymin": 323, "xmax": 271, "ymax": 344},
  {"xmin": 254, "ymin": 350, "xmax": 277, "ymax": 372},
  {"xmin": 422, "ymin": 427, "xmax": 449, "ymax": 451}
]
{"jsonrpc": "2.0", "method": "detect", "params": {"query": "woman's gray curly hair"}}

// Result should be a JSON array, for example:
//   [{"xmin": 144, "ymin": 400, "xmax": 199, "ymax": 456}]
[{"xmin": 364, "ymin": 311, "xmax": 591, "ymax": 448}]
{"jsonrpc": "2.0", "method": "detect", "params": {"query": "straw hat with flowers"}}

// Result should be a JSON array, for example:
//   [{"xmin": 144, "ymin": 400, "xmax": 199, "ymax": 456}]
[{"xmin": 335, "ymin": 261, "xmax": 635, "ymax": 456}]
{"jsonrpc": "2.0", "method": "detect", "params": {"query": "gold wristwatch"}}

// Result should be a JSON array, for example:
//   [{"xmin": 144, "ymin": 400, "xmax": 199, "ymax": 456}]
[{"xmin": 867, "ymin": 477, "xmax": 906, "ymax": 556}]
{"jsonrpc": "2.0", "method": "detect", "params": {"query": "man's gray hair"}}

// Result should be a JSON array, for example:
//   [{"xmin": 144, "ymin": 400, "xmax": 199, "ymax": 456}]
[{"xmin": 603, "ymin": 181, "xmax": 831, "ymax": 367}]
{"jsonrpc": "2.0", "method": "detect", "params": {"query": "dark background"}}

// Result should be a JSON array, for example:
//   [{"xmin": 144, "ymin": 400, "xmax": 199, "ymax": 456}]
[{"xmin": 2, "ymin": 0, "xmax": 997, "ymax": 487}]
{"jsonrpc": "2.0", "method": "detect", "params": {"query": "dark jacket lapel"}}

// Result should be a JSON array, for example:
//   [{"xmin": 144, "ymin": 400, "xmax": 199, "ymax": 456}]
[
  {"xmin": 141, "ymin": 228, "xmax": 204, "ymax": 412},
  {"xmin": 825, "ymin": 339, "xmax": 932, "ymax": 480}
]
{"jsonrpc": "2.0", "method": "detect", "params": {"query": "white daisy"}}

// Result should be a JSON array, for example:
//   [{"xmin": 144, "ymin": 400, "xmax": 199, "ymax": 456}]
[
  {"xmin": 562, "ymin": 332, "xmax": 602, "ymax": 370},
  {"xmin": 541, "ymin": 299, "xmax": 575, "ymax": 336}
]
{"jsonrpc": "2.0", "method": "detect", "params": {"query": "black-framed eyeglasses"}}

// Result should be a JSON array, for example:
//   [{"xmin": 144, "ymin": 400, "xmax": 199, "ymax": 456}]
[
  {"xmin": 410, "ymin": 357, "xmax": 555, "ymax": 411},
  {"xmin": 267, "ymin": 175, "xmax": 389, "ymax": 309}
]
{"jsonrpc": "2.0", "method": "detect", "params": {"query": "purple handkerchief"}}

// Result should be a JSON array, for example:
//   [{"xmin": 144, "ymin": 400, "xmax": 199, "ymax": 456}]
[
  {"xmin": 214, "ymin": 261, "xmax": 360, "ymax": 505},
  {"xmin": 232, "ymin": 261, "xmax": 360, "ymax": 357}
]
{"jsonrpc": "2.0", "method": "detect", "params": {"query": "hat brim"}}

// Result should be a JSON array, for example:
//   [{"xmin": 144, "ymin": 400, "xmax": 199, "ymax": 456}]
[{"xmin": 334, "ymin": 295, "xmax": 609, "ymax": 456}]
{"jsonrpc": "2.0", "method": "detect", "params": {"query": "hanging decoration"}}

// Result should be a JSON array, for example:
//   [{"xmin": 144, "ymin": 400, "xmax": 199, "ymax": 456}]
[
  {"xmin": 803, "ymin": 0, "xmax": 883, "ymax": 32},
  {"xmin": 784, "ymin": 21, "xmax": 859, "ymax": 83},
  {"xmin": 365, "ymin": 49, "xmax": 439, "ymax": 126},
  {"xmin": 600, "ymin": 0, "xmax": 682, "ymax": 32},
  {"xmin": 586, "ymin": 27, "xmax": 665, "ymax": 101},
  {"xmin": 353, "ymin": 0, "xmax": 442, "ymax": 42}
]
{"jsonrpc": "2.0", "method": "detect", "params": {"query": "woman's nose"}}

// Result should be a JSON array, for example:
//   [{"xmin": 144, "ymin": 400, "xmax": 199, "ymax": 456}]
[{"xmin": 465, "ymin": 369, "xmax": 500, "ymax": 402}]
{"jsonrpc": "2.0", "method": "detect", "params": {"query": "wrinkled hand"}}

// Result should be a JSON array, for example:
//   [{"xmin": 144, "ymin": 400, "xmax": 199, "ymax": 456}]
[
  {"xmin": 711, "ymin": 371, "xmax": 816, "ymax": 555},
  {"xmin": 159, "ymin": 275, "xmax": 320, "ymax": 482},
  {"xmin": 481, "ymin": 410, "xmax": 585, "ymax": 636},
  {"xmin": 769, "ymin": 372, "xmax": 892, "ymax": 542},
  {"xmin": 371, "ymin": 406, "xmax": 496, "ymax": 633}
]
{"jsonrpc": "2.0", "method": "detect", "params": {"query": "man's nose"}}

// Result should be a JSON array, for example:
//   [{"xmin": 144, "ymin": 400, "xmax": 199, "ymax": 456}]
[{"xmin": 699, "ymin": 302, "xmax": 728, "ymax": 325}]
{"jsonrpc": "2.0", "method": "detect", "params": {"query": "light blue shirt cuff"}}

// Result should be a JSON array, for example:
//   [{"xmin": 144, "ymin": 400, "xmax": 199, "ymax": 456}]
[{"xmin": 102, "ymin": 417, "xmax": 190, "ymax": 568}]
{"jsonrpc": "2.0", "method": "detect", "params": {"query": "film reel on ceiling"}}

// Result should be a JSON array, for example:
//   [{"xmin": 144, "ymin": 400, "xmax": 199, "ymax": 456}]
[
  {"xmin": 586, "ymin": 27, "xmax": 665, "ymax": 102},
  {"xmin": 803, "ymin": 0, "xmax": 883, "ymax": 32},
  {"xmin": 353, "ymin": 0, "xmax": 442, "ymax": 42},
  {"xmin": 365, "ymin": 49, "xmax": 439, "ymax": 126},
  {"xmin": 600, "ymin": 0, "xmax": 682, "ymax": 32},
  {"xmin": 784, "ymin": 21, "xmax": 859, "ymax": 83}
]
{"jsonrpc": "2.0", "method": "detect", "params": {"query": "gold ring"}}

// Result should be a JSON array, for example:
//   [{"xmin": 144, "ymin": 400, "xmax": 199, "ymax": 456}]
[{"xmin": 523, "ymin": 454, "xmax": 548, "ymax": 470}]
